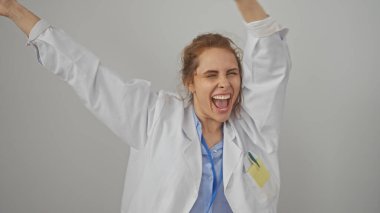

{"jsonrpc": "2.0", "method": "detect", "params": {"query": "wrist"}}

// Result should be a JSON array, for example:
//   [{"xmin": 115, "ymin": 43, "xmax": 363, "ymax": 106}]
[
  {"xmin": 235, "ymin": 0, "xmax": 267, "ymax": 22},
  {"xmin": 8, "ymin": 1, "xmax": 24, "ymax": 20},
  {"xmin": 7, "ymin": 1, "xmax": 40, "ymax": 36}
]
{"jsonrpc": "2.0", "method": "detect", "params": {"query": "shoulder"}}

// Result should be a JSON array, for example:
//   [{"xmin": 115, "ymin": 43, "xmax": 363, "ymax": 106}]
[
  {"xmin": 151, "ymin": 90, "xmax": 186, "ymax": 121},
  {"xmin": 155, "ymin": 90, "xmax": 184, "ymax": 109}
]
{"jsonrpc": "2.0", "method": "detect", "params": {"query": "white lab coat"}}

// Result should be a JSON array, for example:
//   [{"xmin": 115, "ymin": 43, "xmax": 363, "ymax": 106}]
[{"xmin": 27, "ymin": 17, "xmax": 290, "ymax": 213}]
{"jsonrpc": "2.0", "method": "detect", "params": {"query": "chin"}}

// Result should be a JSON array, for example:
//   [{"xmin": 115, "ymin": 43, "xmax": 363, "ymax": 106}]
[{"xmin": 209, "ymin": 107, "xmax": 233, "ymax": 123}]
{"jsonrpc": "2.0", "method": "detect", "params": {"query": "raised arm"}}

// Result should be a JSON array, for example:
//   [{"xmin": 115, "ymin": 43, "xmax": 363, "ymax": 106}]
[
  {"xmin": 1, "ymin": 0, "xmax": 160, "ymax": 149},
  {"xmin": 234, "ymin": 0, "xmax": 291, "ymax": 152},
  {"xmin": 0, "ymin": 0, "xmax": 40, "ymax": 36}
]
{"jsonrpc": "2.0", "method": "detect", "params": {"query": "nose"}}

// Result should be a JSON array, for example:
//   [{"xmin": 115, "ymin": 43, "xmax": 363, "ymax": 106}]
[{"xmin": 218, "ymin": 76, "xmax": 230, "ymax": 89}]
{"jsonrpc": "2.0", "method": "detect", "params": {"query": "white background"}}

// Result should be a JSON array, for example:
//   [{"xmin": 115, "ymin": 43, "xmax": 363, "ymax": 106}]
[{"xmin": 1, "ymin": 0, "xmax": 379, "ymax": 212}]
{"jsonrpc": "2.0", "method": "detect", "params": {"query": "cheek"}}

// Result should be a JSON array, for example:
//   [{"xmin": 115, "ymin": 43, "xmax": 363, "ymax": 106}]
[
  {"xmin": 232, "ymin": 78, "xmax": 241, "ymax": 92},
  {"xmin": 195, "ymin": 80, "xmax": 213, "ymax": 93},
  {"xmin": 198, "ymin": 86, "xmax": 212, "ymax": 102},
  {"xmin": 195, "ymin": 83, "xmax": 214, "ymax": 105}
]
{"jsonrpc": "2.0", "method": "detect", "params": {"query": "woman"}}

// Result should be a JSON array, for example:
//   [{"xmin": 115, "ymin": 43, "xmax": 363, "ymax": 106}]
[{"xmin": 0, "ymin": 0, "xmax": 291, "ymax": 212}]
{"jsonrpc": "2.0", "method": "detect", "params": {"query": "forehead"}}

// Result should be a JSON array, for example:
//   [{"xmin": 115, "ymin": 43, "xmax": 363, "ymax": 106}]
[{"xmin": 197, "ymin": 48, "xmax": 238, "ymax": 73}]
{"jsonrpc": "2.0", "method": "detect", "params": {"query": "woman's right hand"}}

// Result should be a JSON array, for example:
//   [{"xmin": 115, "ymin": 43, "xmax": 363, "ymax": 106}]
[{"xmin": 0, "ymin": 0, "xmax": 17, "ymax": 17}]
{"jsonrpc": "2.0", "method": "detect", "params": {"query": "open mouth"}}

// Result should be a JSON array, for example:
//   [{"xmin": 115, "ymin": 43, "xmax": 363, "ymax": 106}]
[{"xmin": 212, "ymin": 94, "xmax": 231, "ymax": 112}]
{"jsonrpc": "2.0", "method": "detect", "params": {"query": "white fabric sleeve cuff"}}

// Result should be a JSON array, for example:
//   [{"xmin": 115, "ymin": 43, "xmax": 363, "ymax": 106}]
[
  {"xmin": 26, "ymin": 19, "xmax": 51, "ymax": 46},
  {"xmin": 245, "ymin": 16, "xmax": 288, "ymax": 38}
]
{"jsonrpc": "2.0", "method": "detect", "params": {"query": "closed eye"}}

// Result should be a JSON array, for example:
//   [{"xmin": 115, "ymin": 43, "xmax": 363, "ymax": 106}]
[
  {"xmin": 206, "ymin": 74, "xmax": 217, "ymax": 78},
  {"xmin": 227, "ymin": 69, "xmax": 239, "ymax": 76},
  {"xmin": 203, "ymin": 70, "xmax": 219, "ymax": 78}
]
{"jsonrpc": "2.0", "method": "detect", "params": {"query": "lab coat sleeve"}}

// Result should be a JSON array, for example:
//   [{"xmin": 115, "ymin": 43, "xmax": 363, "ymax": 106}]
[
  {"xmin": 241, "ymin": 16, "xmax": 291, "ymax": 152},
  {"xmin": 26, "ymin": 20, "xmax": 158, "ymax": 149}
]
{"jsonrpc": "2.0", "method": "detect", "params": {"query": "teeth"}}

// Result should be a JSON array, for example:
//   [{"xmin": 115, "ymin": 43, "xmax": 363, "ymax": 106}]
[{"xmin": 212, "ymin": 94, "xmax": 231, "ymax": 100}]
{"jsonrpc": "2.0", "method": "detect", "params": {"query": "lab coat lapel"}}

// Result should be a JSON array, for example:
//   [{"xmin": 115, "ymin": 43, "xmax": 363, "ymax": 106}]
[
  {"xmin": 223, "ymin": 121, "xmax": 243, "ymax": 189},
  {"xmin": 181, "ymin": 105, "xmax": 202, "ymax": 192}
]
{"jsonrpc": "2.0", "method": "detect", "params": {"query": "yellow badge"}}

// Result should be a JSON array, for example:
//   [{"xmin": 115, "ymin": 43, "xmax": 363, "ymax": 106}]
[{"xmin": 247, "ymin": 152, "xmax": 270, "ymax": 188}]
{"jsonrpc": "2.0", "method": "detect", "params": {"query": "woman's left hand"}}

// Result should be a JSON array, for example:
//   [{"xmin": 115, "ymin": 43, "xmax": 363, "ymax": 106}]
[{"xmin": 235, "ymin": 0, "xmax": 268, "ymax": 22}]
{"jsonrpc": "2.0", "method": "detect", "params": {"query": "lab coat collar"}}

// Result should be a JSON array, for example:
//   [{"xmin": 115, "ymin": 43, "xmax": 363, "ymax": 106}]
[
  {"xmin": 223, "ymin": 120, "xmax": 243, "ymax": 190},
  {"xmin": 182, "ymin": 105, "xmax": 203, "ymax": 193}
]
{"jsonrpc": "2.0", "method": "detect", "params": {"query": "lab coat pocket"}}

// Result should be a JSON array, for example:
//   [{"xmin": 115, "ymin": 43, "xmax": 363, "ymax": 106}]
[{"xmin": 243, "ymin": 153, "xmax": 278, "ymax": 208}]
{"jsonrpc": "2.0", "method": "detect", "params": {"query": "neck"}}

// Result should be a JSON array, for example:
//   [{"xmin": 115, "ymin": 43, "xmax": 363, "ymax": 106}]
[
  {"xmin": 199, "ymin": 118, "xmax": 223, "ymax": 148},
  {"xmin": 193, "ymin": 109, "xmax": 223, "ymax": 148},
  {"xmin": 193, "ymin": 99, "xmax": 223, "ymax": 133},
  {"xmin": 193, "ymin": 110, "xmax": 223, "ymax": 134},
  {"xmin": 200, "ymin": 118, "xmax": 222, "ymax": 134}
]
